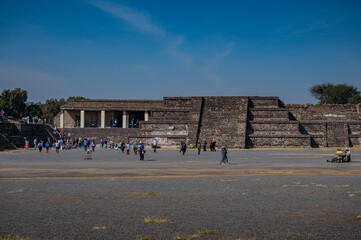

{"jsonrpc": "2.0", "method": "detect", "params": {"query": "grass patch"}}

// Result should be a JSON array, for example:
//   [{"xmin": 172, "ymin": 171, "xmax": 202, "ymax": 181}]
[
  {"xmin": 7, "ymin": 190, "xmax": 23, "ymax": 194},
  {"xmin": 192, "ymin": 230, "xmax": 218, "ymax": 238},
  {"xmin": 173, "ymin": 236, "xmax": 190, "ymax": 240},
  {"xmin": 291, "ymin": 185, "xmax": 309, "ymax": 188},
  {"xmin": 289, "ymin": 233, "xmax": 300, "ymax": 236},
  {"xmin": 144, "ymin": 217, "xmax": 167, "ymax": 223},
  {"xmin": 333, "ymin": 226, "xmax": 344, "ymax": 229},
  {"xmin": 92, "ymin": 226, "xmax": 107, "ymax": 230},
  {"xmin": 334, "ymin": 185, "xmax": 350, "ymax": 187},
  {"xmin": 140, "ymin": 236, "xmax": 154, "ymax": 240},
  {"xmin": 220, "ymin": 179, "xmax": 240, "ymax": 182},
  {"xmin": 122, "ymin": 192, "xmax": 164, "ymax": 196},
  {"xmin": 0, "ymin": 234, "xmax": 29, "ymax": 240},
  {"xmin": 315, "ymin": 184, "xmax": 327, "ymax": 187}
]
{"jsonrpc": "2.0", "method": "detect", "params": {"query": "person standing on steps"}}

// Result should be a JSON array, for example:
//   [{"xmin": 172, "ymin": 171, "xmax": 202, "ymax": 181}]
[{"xmin": 220, "ymin": 145, "xmax": 229, "ymax": 165}]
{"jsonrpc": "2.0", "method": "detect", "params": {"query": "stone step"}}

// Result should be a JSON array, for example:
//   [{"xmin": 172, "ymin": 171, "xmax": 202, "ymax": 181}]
[
  {"xmin": 247, "ymin": 130, "xmax": 305, "ymax": 136},
  {"xmin": 248, "ymin": 119, "xmax": 298, "ymax": 124},
  {"xmin": 246, "ymin": 135, "xmax": 311, "ymax": 148},
  {"xmin": 248, "ymin": 108, "xmax": 287, "ymax": 111}
]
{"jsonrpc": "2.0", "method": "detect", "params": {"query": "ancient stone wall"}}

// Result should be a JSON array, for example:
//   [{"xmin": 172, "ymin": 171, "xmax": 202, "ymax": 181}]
[
  {"xmin": 197, "ymin": 97, "xmax": 248, "ymax": 148},
  {"xmin": 63, "ymin": 128, "xmax": 139, "ymax": 143},
  {"xmin": 286, "ymin": 104, "xmax": 360, "ymax": 121},
  {"xmin": 48, "ymin": 97, "xmax": 361, "ymax": 150},
  {"xmin": 0, "ymin": 122, "xmax": 54, "ymax": 150}
]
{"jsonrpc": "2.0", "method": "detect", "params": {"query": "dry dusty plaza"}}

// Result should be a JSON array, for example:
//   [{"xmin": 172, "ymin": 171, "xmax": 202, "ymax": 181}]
[{"xmin": 0, "ymin": 146, "xmax": 360, "ymax": 240}]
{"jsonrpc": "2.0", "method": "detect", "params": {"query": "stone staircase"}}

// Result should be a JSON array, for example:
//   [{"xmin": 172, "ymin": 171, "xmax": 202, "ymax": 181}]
[
  {"xmin": 246, "ymin": 97, "xmax": 310, "ymax": 148},
  {"xmin": 0, "ymin": 122, "xmax": 55, "ymax": 151},
  {"xmin": 197, "ymin": 97, "xmax": 248, "ymax": 148}
]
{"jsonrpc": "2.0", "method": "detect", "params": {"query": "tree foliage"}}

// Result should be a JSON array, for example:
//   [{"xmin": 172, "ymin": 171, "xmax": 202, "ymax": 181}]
[
  {"xmin": 1, "ymin": 88, "xmax": 28, "ymax": 117},
  {"xmin": 25, "ymin": 102, "xmax": 43, "ymax": 117},
  {"xmin": 67, "ymin": 96, "xmax": 88, "ymax": 101},
  {"xmin": 0, "ymin": 88, "xmax": 88, "ymax": 121},
  {"xmin": 41, "ymin": 98, "xmax": 66, "ymax": 120},
  {"xmin": 310, "ymin": 83, "xmax": 360, "ymax": 104}
]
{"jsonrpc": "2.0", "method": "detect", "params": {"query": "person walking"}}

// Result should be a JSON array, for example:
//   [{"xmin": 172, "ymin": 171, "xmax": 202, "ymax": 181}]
[
  {"xmin": 202, "ymin": 139, "xmax": 207, "ymax": 151},
  {"xmin": 180, "ymin": 141, "xmax": 187, "ymax": 155},
  {"xmin": 220, "ymin": 146, "xmax": 229, "ymax": 165},
  {"xmin": 120, "ymin": 142, "xmax": 125, "ymax": 154},
  {"xmin": 138, "ymin": 141, "xmax": 145, "ymax": 160},
  {"xmin": 133, "ymin": 139, "xmax": 138, "ymax": 155},
  {"xmin": 45, "ymin": 141, "xmax": 50, "ymax": 153},
  {"xmin": 345, "ymin": 148, "xmax": 351, "ymax": 162},
  {"xmin": 25, "ymin": 139, "xmax": 29, "ymax": 150},
  {"xmin": 126, "ymin": 143, "xmax": 130, "ymax": 155},
  {"xmin": 83, "ymin": 139, "xmax": 88, "ymax": 153},
  {"xmin": 91, "ymin": 140, "xmax": 96, "ymax": 152},
  {"xmin": 33, "ymin": 138, "xmax": 37, "ymax": 150},
  {"xmin": 101, "ymin": 139, "xmax": 104, "ymax": 148},
  {"xmin": 38, "ymin": 140, "xmax": 43, "ymax": 153},
  {"xmin": 55, "ymin": 141, "xmax": 60, "ymax": 153},
  {"xmin": 115, "ymin": 144, "xmax": 118, "ymax": 154},
  {"xmin": 152, "ymin": 138, "xmax": 158, "ymax": 153},
  {"xmin": 197, "ymin": 141, "xmax": 201, "ymax": 155}
]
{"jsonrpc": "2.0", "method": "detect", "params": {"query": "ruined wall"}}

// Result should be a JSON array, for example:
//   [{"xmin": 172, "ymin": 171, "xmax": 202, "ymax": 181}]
[
  {"xmin": 287, "ymin": 104, "xmax": 361, "ymax": 147},
  {"xmin": 287, "ymin": 104, "xmax": 360, "ymax": 121},
  {"xmin": 0, "ymin": 123, "xmax": 54, "ymax": 150},
  {"xmin": 54, "ymin": 97, "xmax": 361, "ymax": 149},
  {"xmin": 63, "ymin": 128, "xmax": 139, "ymax": 143},
  {"xmin": 198, "ymin": 97, "xmax": 248, "ymax": 148}
]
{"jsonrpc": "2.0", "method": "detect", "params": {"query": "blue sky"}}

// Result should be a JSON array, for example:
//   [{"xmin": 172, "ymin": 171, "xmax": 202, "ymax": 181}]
[{"xmin": 1, "ymin": 0, "xmax": 360, "ymax": 103}]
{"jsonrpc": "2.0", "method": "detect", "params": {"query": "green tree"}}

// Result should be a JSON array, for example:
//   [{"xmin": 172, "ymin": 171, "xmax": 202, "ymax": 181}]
[
  {"xmin": 41, "ymin": 98, "xmax": 66, "ymax": 121},
  {"xmin": 25, "ymin": 102, "xmax": 43, "ymax": 117},
  {"xmin": 1, "ymin": 88, "xmax": 28, "ymax": 117},
  {"xmin": 348, "ymin": 95, "xmax": 361, "ymax": 104},
  {"xmin": 67, "ymin": 96, "xmax": 88, "ymax": 101},
  {"xmin": 310, "ymin": 83, "xmax": 360, "ymax": 104}
]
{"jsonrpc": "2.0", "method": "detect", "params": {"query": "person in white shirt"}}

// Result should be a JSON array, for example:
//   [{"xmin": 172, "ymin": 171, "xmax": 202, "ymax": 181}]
[{"xmin": 152, "ymin": 138, "xmax": 158, "ymax": 153}]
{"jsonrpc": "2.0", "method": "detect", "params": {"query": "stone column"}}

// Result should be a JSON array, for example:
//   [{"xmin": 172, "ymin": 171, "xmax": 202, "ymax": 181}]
[
  {"xmin": 80, "ymin": 110, "xmax": 85, "ymax": 128},
  {"xmin": 144, "ymin": 111, "xmax": 149, "ymax": 121},
  {"xmin": 122, "ymin": 111, "xmax": 129, "ymax": 128},
  {"xmin": 101, "ymin": 110, "xmax": 105, "ymax": 128},
  {"xmin": 60, "ymin": 111, "xmax": 64, "ymax": 128}
]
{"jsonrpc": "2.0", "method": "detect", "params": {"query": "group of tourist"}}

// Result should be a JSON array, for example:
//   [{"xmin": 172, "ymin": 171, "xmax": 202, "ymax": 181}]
[{"xmin": 23, "ymin": 132, "xmax": 230, "ymax": 164}]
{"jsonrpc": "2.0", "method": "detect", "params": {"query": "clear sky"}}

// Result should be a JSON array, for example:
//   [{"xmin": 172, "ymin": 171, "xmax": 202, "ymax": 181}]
[{"xmin": 1, "ymin": 0, "xmax": 360, "ymax": 104}]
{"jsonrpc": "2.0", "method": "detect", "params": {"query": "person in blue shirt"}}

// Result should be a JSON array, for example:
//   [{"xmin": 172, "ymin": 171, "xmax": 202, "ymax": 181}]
[
  {"xmin": 220, "ymin": 146, "xmax": 229, "ymax": 165},
  {"xmin": 138, "ymin": 141, "xmax": 145, "ymax": 160},
  {"xmin": 133, "ymin": 139, "xmax": 138, "ymax": 155},
  {"xmin": 202, "ymin": 139, "xmax": 207, "ymax": 151},
  {"xmin": 45, "ymin": 141, "xmax": 50, "ymax": 153}
]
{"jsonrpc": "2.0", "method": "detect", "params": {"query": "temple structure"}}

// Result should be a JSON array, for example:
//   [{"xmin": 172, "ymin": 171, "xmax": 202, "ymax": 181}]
[{"xmin": 55, "ymin": 96, "xmax": 361, "ymax": 148}]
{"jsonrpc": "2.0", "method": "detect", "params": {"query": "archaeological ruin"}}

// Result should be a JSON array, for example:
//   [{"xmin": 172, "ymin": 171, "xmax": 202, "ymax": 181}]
[
  {"xmin": 48, "ymin": 96, "xmax": 361, "ymax": 148},
  {"xmin": 1, "ymin": 96, "xmax": 360, "ymax": 150}
]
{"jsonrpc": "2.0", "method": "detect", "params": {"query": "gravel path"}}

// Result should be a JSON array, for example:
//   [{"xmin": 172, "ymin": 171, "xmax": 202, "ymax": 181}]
[{"xmin": 1, "ymin": 148, "xmax": 360, "ymax": 239}]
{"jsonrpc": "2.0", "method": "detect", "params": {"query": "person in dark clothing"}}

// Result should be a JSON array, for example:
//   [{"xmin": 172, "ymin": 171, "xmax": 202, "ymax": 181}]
[
  {"xmin": 197, "ymin": 141, "xmax": 201, "ymax": 155},
  {"xmin": 180, "ymin": 141, "xmax": 187, "ymax": 155},
  {"xmin": 220, "ymin": 145, "xmax": 229, "ymax": 165}
]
